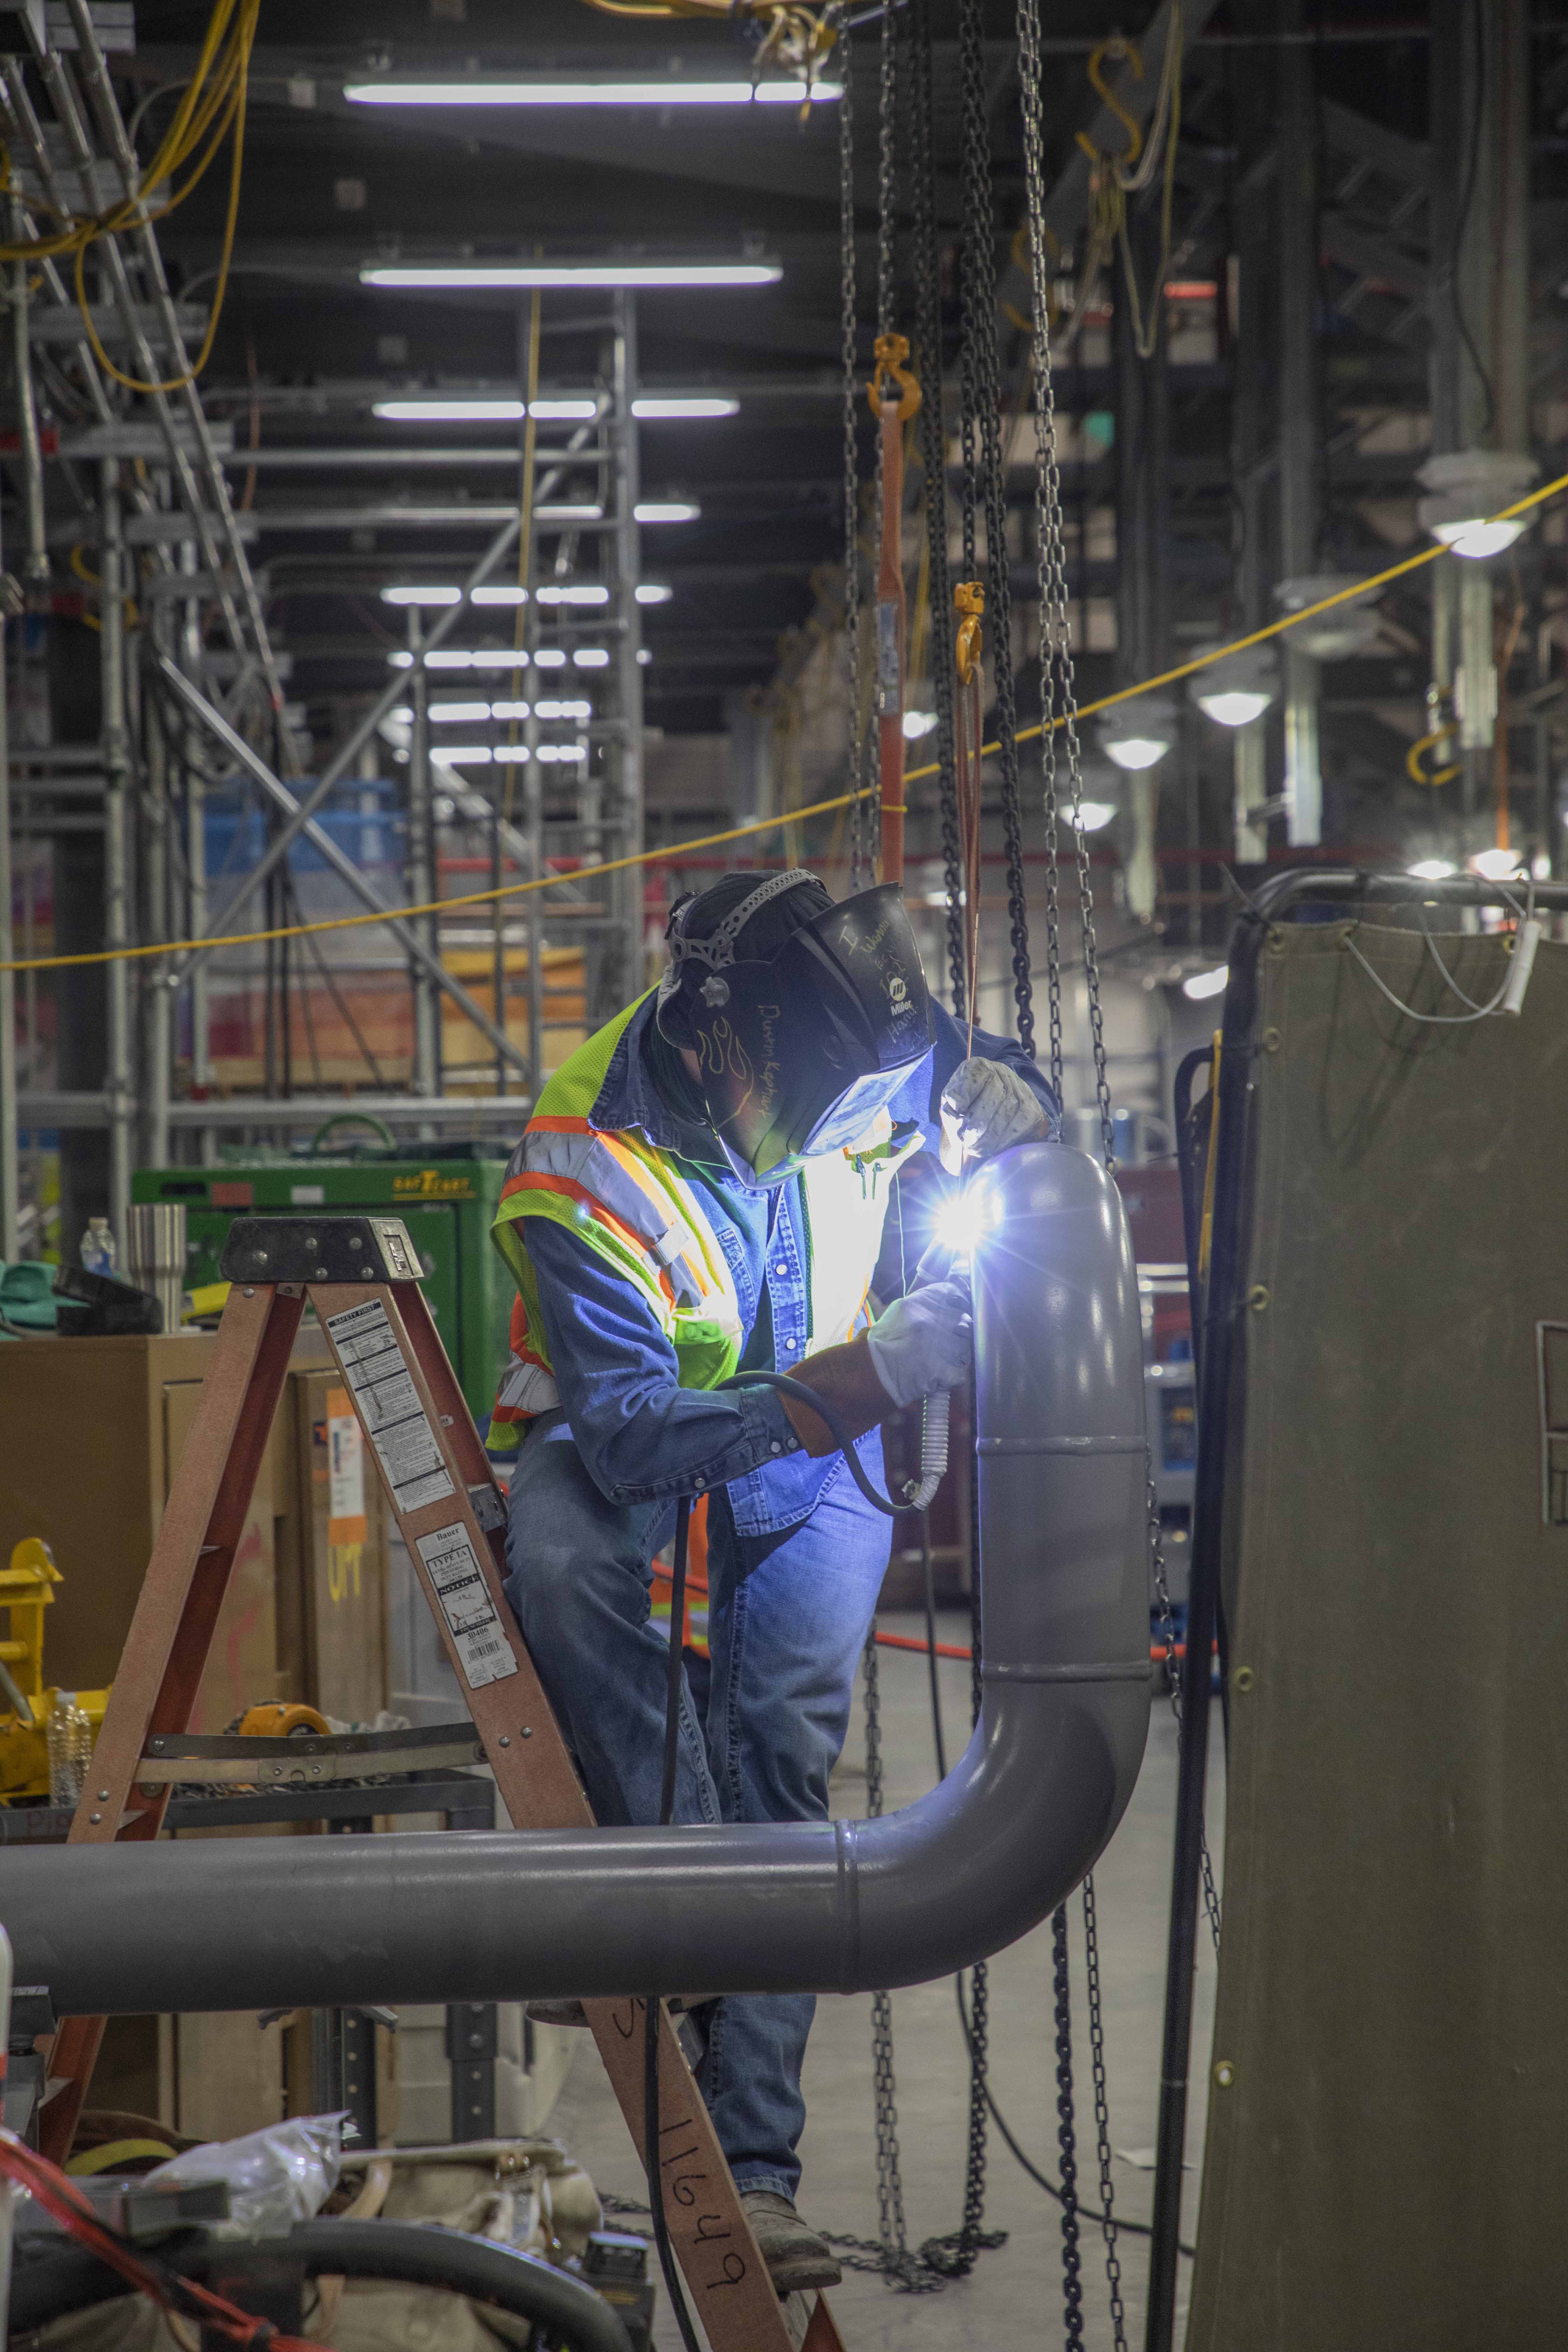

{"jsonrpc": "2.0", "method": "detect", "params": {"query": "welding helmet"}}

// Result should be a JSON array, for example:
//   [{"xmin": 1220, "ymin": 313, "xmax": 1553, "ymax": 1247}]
[{"xmin": 656, "ymin": 869, "xmax": 933, "ymax": 1188}]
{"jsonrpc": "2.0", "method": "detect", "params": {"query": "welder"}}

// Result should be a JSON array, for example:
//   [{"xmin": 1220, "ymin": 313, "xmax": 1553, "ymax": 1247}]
[{"xmin": 489, "ymin": 868, "xmax": 1056, "ymax": 2295}]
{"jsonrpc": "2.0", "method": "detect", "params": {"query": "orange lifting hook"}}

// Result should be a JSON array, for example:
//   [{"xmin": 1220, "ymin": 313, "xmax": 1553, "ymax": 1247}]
[
  {"xmin": 954, "ymin": 580, "xmax": 985, "ymax": 684},
  {"xmin": 866, "ymin": 330, "xmax": 922, "ymax": 421}
]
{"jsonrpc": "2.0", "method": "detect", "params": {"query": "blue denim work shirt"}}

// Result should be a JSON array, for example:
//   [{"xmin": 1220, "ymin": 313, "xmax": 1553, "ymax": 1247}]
[{"xmin": 523, "ymin": 995, "xmax": 1058, "ymax": 1536}]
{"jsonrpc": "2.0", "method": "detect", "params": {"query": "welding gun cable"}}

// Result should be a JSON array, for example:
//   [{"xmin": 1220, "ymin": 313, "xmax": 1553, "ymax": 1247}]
[
  {"xmin": 644, "ymin": 1493, "xmax": 704, "ymax": 2352},
  {"xmin": 716, "ymin": 1371, "xmax": 906, "ymax": 1517}
]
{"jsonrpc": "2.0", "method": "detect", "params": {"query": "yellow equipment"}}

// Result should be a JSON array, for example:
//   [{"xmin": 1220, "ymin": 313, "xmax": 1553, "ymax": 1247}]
[{"xmin": 0, "ymin": 1538, "xmax": 111, "ymax": 1802}]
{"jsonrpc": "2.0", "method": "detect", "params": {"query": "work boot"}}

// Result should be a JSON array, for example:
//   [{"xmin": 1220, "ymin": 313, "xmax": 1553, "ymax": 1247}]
[{"xmin": 738, "ymin": 2191, "xmax": 842, "ymax": 2295}]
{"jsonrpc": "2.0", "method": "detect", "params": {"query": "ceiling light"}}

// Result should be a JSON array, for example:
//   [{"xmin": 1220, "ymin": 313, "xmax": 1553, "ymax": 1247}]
[
  {"xmin": 635, "ymin": 500, "xmax": 700, "ymax": 524},
  {"xmin": 493, "ymin": 746, "xmax": 531, "ymax": 763},
  {"xmin": 1407, "ymin": 859, "xmax": 1457, "ymax": 880},
  {"xmin": 1076, "ymin": 801, "xmax": 1118, "ymax": 832},
  {"xmin": 636, "ymin": 584, "xmax": 672, "ymax": 605},
  {"xmin": 428, "ymin": 700, "xmax": 495, "ymax": 724},
  {"xmin": 638, "ymin": 648, "xmax": 652, "ymax": 665},
  {"xmin": 633, "ymin": 396, "xmax": 739, "ymax": 420},
  {"xmin": 573, "ymin": 648, "xmax": 611, "ymax": 668},
  {"xmin": 537, "ymin": 585, "xmax": 609, "ymax": 606},
  {"xmin": 1274, "ymin": 574, "xmax": 1383, "ymax": 661},
  {"xmin": 1183, "ymin": 964, "xmax": 1229, "ymax": 1001},
  {"xmin": 388, "ymin": 648, "xmax": 532, "ymax": 670},
  {"xmin": 1469, "ymin": 847, "xmax": 1524, "ymax": 881},
  {"xmin": 490, "ymin": 700, "xmax": 530, "ymax": 720},
  {"xmin": 903, "ymin": 709, "xmax": 937, "ymax": 741},
  {"xmin": 372, "ymin": 396, "xmax": 600, "ymax": 423},
  {"xmin": 537, "ymin": 743, "xmax": 588, "ymax": 762},
  {"xmin": 432, "ymin": 745, "xmax": 492, "ymax": 764},
  {"xmin": 362, "ymin": 262, "xmax": 781, "ymax": 291},
  {"xmin": 533, "ymin": 649, "xmax": 567, "ymax": 668},
  {"xmin": 1100, "ymin": 694, "xmax": 1176, "ymax": 771},
  {"xmin": 345, "ymin": 79, "xmax": 839, "ymax": 109},
  {"xmin": 1417, "ymin": 449, "xmax": 1538, "ymax": 563},
  {"xmin": 1190, "ymin": 641, "xmax": 1279, "ymax": 729},
  {"xmin": 535, "ymin": 699, "xmax": 591, "ymax": 719},
  {"xmin": 381, "ymin": 584, "xmax": 462, "ymax": 606}
]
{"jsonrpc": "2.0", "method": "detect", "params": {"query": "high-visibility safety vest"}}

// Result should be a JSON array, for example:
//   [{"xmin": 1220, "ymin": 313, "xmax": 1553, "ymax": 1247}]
[{"xmin": 487, "ymin": 991, "xmax": 922, "ymax": 1455}]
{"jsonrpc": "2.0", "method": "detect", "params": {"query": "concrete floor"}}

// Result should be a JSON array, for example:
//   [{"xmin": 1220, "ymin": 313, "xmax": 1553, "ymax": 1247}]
[{"xmin": 545, "ymin": 1609, "xmax": 1225, "ymax": 2351}]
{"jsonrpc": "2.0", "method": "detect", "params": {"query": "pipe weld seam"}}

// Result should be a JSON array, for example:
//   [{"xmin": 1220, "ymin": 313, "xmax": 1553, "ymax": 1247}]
[
  {"xmin": 981, "ymin": 1659, "xmax": 1154, "ymax": 1684},
  {"xmin": 975, "ymin": 1435, "xmax": 1148, "ymax": 1456},
  {"xmin": 834, "ymin": 1817, "xmax": 860, "ymax": 1993}
]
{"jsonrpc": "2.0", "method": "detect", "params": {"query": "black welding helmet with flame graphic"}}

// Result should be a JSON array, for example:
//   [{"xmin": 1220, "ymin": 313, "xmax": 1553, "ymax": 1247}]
[{"xmin": 656, "ymin": 870, "xmax": 933, "ymax": 1188}]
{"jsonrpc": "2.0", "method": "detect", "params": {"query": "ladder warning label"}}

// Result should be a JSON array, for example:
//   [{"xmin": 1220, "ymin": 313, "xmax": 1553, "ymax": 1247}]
[
  {"xmin": 325, "ymin": 1297, "xmax": 455, "ymax": 1516},
  {"xmin": 417, "ymin": 1522, "xmax": 519, "ymax": 1689}
]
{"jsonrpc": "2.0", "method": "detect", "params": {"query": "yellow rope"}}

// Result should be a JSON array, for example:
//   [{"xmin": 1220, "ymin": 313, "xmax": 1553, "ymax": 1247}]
[
  {"xmin": 0, "ymin": 788, "xmax": 875, "ymax": 974},
  {"xmin": 9, "ymin": 470, "xmax": 1565, "ymax": 979},
  {"xmin": 904, "ymin": 464, "xmax": 1568, "ymax": 788}
]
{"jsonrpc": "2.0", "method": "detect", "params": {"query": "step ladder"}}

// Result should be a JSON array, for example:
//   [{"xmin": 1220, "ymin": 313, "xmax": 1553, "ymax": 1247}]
[{"xmin": 41, "ymin": 1213, "xmax": 845, "ymax": 2352}]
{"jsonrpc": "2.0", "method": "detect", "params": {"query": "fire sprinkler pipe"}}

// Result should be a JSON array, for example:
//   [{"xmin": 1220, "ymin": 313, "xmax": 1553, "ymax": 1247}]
[{"xmin": 0, "ymin": 1142, "xmax": 1152, "ymax": 2017}]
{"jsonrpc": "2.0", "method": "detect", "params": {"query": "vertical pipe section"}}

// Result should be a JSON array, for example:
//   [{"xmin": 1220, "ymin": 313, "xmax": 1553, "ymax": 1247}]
[
  {"xmin": 181, "ymin": 542, "xmax": 212, "ymax": 1164},
  {"xmin": 406, "ymin": 609, "xmax": 438, "ymax": 1110},
  {"xmin": 0, "ymin": 456, "xmax": 16, "ymax": 1260},
  {"xmin": 610, "ymin": 290, "xmax": 644, "ymax": 1009},
  {"xmin": 1143, "ymin": 916, "xmax": 1259, "ymax": 2352},
  {"xmin": 1278, "ymin": 0, "xmax": 1322, "ymax": 849},
  {"xmin": 100, "ymin": 460, "xmax": 132, "ymax": 1245}
]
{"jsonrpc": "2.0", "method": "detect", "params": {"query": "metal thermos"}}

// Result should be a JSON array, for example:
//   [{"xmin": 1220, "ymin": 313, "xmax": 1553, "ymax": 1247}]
[{"xmin": 125, "ymin": 1202, "xmax": 188, "ymax": 1335}]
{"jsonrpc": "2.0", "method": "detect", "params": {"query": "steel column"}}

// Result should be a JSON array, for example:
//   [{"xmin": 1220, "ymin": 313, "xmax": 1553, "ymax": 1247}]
[
  {"xmin": 100, "ymin": 462, "xmax": 132, "ymax": 1247},
  {"xmin": 608, "ymin": 290, "xmax": 645, "ymax": 1015},
  {"xmin": 1278, "ymin": 0, "xmax": 1322, "ymax": 848},
  {"xmin": 0, "ymin": 424, "xmax": 15, "ymax": 1260}
]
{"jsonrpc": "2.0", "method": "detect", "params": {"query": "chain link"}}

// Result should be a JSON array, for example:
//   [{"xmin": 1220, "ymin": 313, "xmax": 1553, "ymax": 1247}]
[
  {"xmin": 1149, "ymin": 1468, "xmax": 1222, "ymax": 1951},
  {"xmin": 958, "ymin": 0, "xmax": 1033, "ymax": 1057},
  {"xmin": 1052, "ymin": 1905, "xmax": 1086, "ymax": 2347},
  {"xmin": 908, "ymin": 0, "xmax": 965, "ymax": 1014},
  {"xmin": 839, "ymin": 34, "xmax": 870, "ymax": 894},
  {"xmin": 1016, "ymin": 0, "xmax": 1113, "ymax": 1157},
  {"xmin": 1082, "ymin": 1874, "xmax": 1129, "ymax": 2352}
]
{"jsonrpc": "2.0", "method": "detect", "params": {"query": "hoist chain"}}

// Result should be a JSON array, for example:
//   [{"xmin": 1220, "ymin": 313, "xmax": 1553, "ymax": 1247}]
[
  {"xmin": 839, "ymin": 38, "xmax": 870, "ymax": 894},
  {"xmin": 907, "ymin": 0, "xmax": 965, "ymax": 1014},
  {"xmin": 1052, "ymin": 1905, "xmax": 1086, "ymax": 2349},
  {"xmin": 1082, "ymin": 1873, "xmax": 1129, "ymax": 2352},
  {"xmin": 1149, "ymin": 1470, "xmax": 1222, "ymax": 1951},
  {"xmin": 1016, "ymin": 0, "xmax": 1114, "ymax": 1155},
  {"xmin": 958, "ymin": 0, "xmax": 1034, "ymax": 1058}
]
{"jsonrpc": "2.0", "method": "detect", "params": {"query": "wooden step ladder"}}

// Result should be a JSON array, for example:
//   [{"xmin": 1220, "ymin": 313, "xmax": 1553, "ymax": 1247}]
[{"xmin": 41, "ymin": 1213, "xmax": 844, "ymax": 2352}]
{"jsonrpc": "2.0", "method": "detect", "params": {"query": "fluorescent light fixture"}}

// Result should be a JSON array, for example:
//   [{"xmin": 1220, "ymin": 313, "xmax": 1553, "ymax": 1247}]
[
  {"xmin": 533, "ymin": 649, "xmax": 567, "ymax": 669},
  {"xmin": 634, "ymin": 396, "xmax": 739, "ymax": 420},
  {"xmin": 490, "ymin": 700, "xmax": 531, "ymax": 721},
  {"xmin": 346, "ymin": 79, "xmax": 839, "ymax": 108},
  {"xmin": 573, "ymin": 648, "xmax": 611, "ymax": 669},
  {"xmin": 388, "ymin": 648, "xmax": 532, "ymax": 670},
  {"xmin": 1076, "ymin": 801, "xmax": 1118, "ymax": 832},
  {"xmin": 1183, "ymin": 964, "xmax": 1229, "ymax": 1002},
  {"xmin": 381, "ymin": 584, "xmax": 462, "ymax": 606},
  {"xmin": 903, "ymin": 709, "xmax": 937, "ymax": 741},
  {"xmin": 372, "ymin": 397, "xmax": 600, "ymax": 423},
  {"xmin": 362, "ymin": 262, "xmax": 781, "ymax": 291},
  {"xmin": 494, "ymin": 745, "xmax": 531, "ymax": 763},
  {"xmin": 429, "ymin": 700, "xmax": 496, "ymax": 724},
  {"xmin": 635, "ymin": 500, "xmax": 700, "ymax": 525},
  {"xmin": 537, "ymin": 585, "xmax": 609, "ymax": 606},
  {"xmin": 1407, "ymin": 859, "xmax": 1457, "ymax": 881},
  {"xmin": 638, "ymin": 647, "xmax": 652, "ymax": 665},
  {"xmin": 1274, "ymin": 573, "xmax": 1383, "ymax": 662},
  {"xmin": 432, "ymin": 745, "xmax": 493, "ymax": 764},
  {"xmin": 1469, "ymin": 847, "xmax": 1524, "ymax": 881},
  {"xmin": 636, "ymin": 583, "xmax": 672, "ymax": 605},
  {"xmin": 1100, "ymin": 693, "xmax": 1176, "ymax": 772},
  {"xmin": 535, "ymin": 698, "xmax": 591, "ymax": 720},
  {"xmin": 537, "ymin": 743, "xmax": 588, "ymax": 762}
]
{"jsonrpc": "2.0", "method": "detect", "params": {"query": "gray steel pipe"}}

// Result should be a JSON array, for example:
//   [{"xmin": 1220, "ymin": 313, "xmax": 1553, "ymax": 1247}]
[{"xmin": 0, "ymin": 1143, "xmax": 1151, "ymax": 2016}]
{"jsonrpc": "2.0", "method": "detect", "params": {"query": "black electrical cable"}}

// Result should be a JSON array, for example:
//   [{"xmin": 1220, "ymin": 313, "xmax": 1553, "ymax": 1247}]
[
  {"xmin": 717, "ymin": 1371, "xmax": 903, "ymax": 1517},
  {"xmin": 644, "ymin": 1492, "xmax": 704, "ymax": 2352}
]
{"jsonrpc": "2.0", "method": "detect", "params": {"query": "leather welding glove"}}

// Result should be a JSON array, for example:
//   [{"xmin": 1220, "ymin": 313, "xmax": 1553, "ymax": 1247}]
[
  {"xmin": 777, "ymin": 1273, "xmax": 972, "ymax": 1456},
  {"xmin": 939, "ymin": 1056, "xmax": 1052, "ymax": 1176},
  {"xmin": 864, "ymin": 1273, "xmax": 973, "ymax": 1412}
]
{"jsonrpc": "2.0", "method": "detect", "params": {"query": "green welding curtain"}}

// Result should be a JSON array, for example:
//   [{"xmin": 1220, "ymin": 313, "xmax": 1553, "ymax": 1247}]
[{"xmin": 1185, "ymin": 914, "xmax": 1568, "ymax": 2351}]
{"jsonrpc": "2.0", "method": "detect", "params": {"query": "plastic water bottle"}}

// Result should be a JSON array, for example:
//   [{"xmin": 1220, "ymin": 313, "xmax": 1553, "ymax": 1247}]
[
  {"xmin": 79, "ymin": 1218, "xmax": 117, "ymax": 1279},
  {"xmin": 47, "ymin": 1692, "xmax": 93, "ymax": 1809}
]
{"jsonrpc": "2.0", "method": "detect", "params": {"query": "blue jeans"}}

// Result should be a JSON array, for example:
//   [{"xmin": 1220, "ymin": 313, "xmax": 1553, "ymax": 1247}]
[{"xmin": 503, "ymin": 1412, "xmax": 892, "ymax": 2199}]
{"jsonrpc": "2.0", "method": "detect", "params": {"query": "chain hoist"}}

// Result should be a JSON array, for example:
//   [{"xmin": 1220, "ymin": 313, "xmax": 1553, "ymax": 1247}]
[
  {"xmin": 958, "ymin": 0, "xmax": 1034, "ymax": 1058},
  {"xmin": 907, "ymin": 0, "xmax": 965, "ymax": 1013},
  {"xmin": 838, "ymin": 35, "xmax": 870, "ymax": 894}
]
